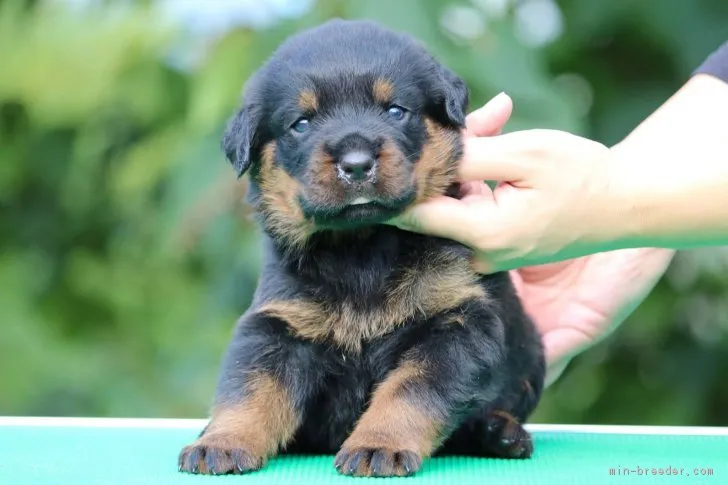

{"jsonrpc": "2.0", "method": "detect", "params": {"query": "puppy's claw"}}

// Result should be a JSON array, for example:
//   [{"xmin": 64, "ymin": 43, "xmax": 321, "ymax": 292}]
[
  {"xmin": 398, "ymin": 451, "xmax": 421, "ymax": 476},
  {"xmin": 205, "ymin": 454, "xmax": 216, "ymax": 475},
  {"xmin": 334, "ymin": 453, "xmax": 346, "ymax": 471},
  {"xmin": 500, "ymin": 436, "xmax": 516, "ymax": 447},
  {"xmin": 178, "ymin": 440, "xmax": 263, "ymax": 475},
  {"xmin": 347, "ymin": 451, "xmax": 363, "ymax": 474},
  {"xmin": 369, "ymin": 449, "xmax": 395, "ymax": 477},
  {"xmin": 335, "ymin": 447, "xmax": 422, "ymax": 477}
]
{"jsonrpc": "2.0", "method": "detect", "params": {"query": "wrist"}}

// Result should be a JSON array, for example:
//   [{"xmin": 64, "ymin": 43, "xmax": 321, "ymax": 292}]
[
  {"xmin": 601, "ymin": 143, "xmax": 653, "ymax": 250},
  {"xmin": 566, "ymin": 143, "xmax": 644, "ymax": 256}
]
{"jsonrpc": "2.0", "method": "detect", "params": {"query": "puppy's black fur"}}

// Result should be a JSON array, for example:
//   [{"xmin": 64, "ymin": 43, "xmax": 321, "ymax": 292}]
[{"xmin": 179, "ymin": 19, "xmax": 545, "ymax": 478}]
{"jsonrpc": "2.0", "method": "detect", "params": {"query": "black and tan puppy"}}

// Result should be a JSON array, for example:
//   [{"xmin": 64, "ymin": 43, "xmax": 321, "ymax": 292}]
[{"xmin": 179, "ymin": 19, "xmax": 545, "ymax": 478}]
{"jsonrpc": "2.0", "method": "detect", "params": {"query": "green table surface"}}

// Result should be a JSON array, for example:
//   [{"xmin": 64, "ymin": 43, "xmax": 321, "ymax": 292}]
[{"xmin": 1, "ymin": 418, "xmax": 726, "ymax": 485}]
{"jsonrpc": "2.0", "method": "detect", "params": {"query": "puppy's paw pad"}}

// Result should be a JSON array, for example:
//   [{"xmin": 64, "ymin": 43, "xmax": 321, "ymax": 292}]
[
  {"xmin": 178, "ymin": 441, "xmax": 262, "ymax": 475},
  {"xmin": 334, "ymin": 447, "xmax": 422, "ymax": 477}
]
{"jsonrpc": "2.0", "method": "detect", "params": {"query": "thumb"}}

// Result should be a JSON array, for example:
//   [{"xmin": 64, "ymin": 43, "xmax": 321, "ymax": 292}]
[
  {"xmin": 541, "ymin": 327, "xmax": 596, "ymax": 387},
  {"xmin": 542, "ymin": 327, "xmax": 593, "ymax": 364},
  {"xmin": 465, "ymin": 92, "xmax": 513, "ymax": 138}
]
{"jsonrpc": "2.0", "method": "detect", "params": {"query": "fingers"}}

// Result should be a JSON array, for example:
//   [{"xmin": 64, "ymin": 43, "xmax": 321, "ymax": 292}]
[
  {"xmin": 388, "ymin": 197, "xmax": 491, "ymax": 246},
  {"xmin": 465, "ymin": 92, "xmax": 513, "ymax": 137},
  {"xmin": 540, "ymin": 327, "xmax": 595, "ymax": 387},
  {"xmin": 542, "ymin": 328, "xmax": 591, "ymax": 365},
  {"xmin": 461, "ymin": 92, "xmax": 517, "ymax": 181},
  {"xmin": 459, "ymin": 128, "xmax": 577, "ymax": 183},
  {"xmin": 458, "ymin": 135, "xmax": 534, "ymax": 183}
]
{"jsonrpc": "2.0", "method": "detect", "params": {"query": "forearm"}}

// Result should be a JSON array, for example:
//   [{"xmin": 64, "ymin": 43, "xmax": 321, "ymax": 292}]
[{"xmin": 607, "ymin": 73, "xmax": 728, "ymax": 251}]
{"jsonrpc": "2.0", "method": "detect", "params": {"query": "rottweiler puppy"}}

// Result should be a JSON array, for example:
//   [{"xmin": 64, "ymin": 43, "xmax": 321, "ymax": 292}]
[{"xmin": 178, "ymin": 19, "xmax": 545, "ymax": 478}]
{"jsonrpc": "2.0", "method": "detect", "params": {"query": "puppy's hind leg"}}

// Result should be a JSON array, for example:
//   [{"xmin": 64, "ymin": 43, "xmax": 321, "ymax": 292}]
[
  {"xmin": 434, "ymin": 305, "xmax": 545, "ymax": 460},
  {"xmin": 456, "ymin": 343, "xmax": 545, "ymax": 459},
  {"xmin": 480, "ymin": 319, "xmax": 545, "ymax": 459}
]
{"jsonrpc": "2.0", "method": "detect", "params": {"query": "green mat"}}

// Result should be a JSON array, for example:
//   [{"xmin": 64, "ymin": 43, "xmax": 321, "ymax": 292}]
[{"xmin": 1, "ymin": 418, "xmax": 725, "ymax": 484}]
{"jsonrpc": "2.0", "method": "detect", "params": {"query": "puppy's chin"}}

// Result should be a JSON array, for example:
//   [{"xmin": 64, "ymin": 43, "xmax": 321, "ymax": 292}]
[
  {"xmin": 300, "ymin": 190, "xmax": 415, "ymax": 230},
  {"xmin": 317, "ymin": 203, "xmax": 400, "ymax": 229}
]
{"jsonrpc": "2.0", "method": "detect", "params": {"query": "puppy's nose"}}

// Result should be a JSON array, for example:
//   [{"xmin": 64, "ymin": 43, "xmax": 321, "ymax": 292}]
[{"xmin": 338, "ymin": 151, "xmax": 376, "ymax": 182}]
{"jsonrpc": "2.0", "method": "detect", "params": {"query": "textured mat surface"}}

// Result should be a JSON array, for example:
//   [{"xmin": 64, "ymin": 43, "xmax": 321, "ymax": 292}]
[{"xmin": 1, "ymin": 420, "xmax": 726, "ymax": 485}]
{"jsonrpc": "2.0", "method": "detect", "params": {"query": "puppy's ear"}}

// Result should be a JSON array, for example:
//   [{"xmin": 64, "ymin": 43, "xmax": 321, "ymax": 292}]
[
  {"xmin": 221, "ymin": 103, "xmax": 263, "ymax": 178},
  {"xmin": 432, "ymin": 66, "xmax": 469, "ymax": 127}
]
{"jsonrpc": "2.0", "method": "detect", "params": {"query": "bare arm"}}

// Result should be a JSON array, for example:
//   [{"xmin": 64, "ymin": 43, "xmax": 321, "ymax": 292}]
[{"xmin": 610, "ymin": 73, "xmax": 728, "ymax": 251}]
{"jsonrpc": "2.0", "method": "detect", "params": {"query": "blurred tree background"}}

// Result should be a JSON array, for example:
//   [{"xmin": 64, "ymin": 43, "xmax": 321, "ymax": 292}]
[{"xmin": 2, "ymin": 0, "xmax": 728, "ymax": 425}]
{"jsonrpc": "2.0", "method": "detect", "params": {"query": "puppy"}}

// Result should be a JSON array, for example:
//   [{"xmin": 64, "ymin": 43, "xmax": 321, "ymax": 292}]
[{"xmin": 178, "ymin": 19, "xmax": 545, "ymax": 478}]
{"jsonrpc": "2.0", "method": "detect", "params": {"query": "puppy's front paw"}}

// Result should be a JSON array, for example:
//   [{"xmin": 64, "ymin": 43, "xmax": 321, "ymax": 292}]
[
  {"xmin": 178, "ymin": 435, "xmax": 263, "ymax": 475},
  {"xmin": 334, "ymin": 446, "xmax": 422, "ymax": 477}
]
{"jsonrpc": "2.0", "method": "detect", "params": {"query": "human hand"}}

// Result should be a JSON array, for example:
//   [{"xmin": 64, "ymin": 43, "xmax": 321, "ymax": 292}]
[
  {"xmin": 394, "ymin": 94, "xmax": 675, "ymax": 385},
  {"xmin": 509, "ymin": 248, "xmax": 674, "ymax": 385},
  {"xmin": 394, "ymin": 106, "xmax": 629, "ymax": 273}
]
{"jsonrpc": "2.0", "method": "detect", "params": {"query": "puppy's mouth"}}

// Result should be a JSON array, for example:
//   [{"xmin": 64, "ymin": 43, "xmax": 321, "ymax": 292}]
[
  {"xmin": 301, "ymin": 190, "xmax": 415, "ymax": 230},
  {"xmin": 349, "ymin": 197, "xmax": 373, "ymax": 205},
  {"xmin": 327, "ymin": 202, "xmax": 399, "ymax": 228}
]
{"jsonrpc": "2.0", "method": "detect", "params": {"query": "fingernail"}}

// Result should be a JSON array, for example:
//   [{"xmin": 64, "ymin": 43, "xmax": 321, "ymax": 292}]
[{"xmin": 484, "ymin": 91, "xmax": 508, "ymax": 108}]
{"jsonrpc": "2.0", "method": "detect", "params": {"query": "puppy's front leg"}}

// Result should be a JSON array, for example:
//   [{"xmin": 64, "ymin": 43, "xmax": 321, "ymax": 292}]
[
  {"xmin": 335, "ymin": 310, "xmax": 506, "ymax": 478},
  {"xmin": 179, "ymin": 312, "xmax": 321, "ymax": 475},
  {"xmin": 179, "ymin": 372, "xmax": 297, "ymax": 475}
]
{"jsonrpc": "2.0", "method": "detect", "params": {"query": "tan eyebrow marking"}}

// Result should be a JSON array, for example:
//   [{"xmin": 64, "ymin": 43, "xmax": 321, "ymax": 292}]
[
  {"xmin": 373, "ymin": 78, "xmax": 394, "ymax": 104},
  {"xmin": 297, "ymin": 90, "xmax": 318, "ymax": 111}
]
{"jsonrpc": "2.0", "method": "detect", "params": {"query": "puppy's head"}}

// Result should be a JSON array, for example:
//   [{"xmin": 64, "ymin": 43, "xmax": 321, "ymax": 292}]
[{"xmin": 223, "ymin": 19, "xmax": 468, "ymax": 247}]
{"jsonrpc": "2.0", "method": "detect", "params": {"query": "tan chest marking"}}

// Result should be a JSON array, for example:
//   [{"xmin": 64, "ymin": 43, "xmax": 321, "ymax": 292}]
[{"xmin": 258, "ymin": 253, "xmax": 487, "ymax": 353}]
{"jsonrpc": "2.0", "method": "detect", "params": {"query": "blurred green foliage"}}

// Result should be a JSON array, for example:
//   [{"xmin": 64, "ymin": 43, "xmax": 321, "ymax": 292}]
[{"xmin": 1, "ymin": 0, "xmax": 727, "ymax": 425}]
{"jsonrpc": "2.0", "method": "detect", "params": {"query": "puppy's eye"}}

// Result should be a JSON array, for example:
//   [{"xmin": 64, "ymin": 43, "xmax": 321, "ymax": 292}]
[
  {"xmin": 386, "ymin": 105, "xmax": 406, "ymax": 121},
  {"xmin": 291, "ymin": 118, "xmax": 310, "ymax": 134}
]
